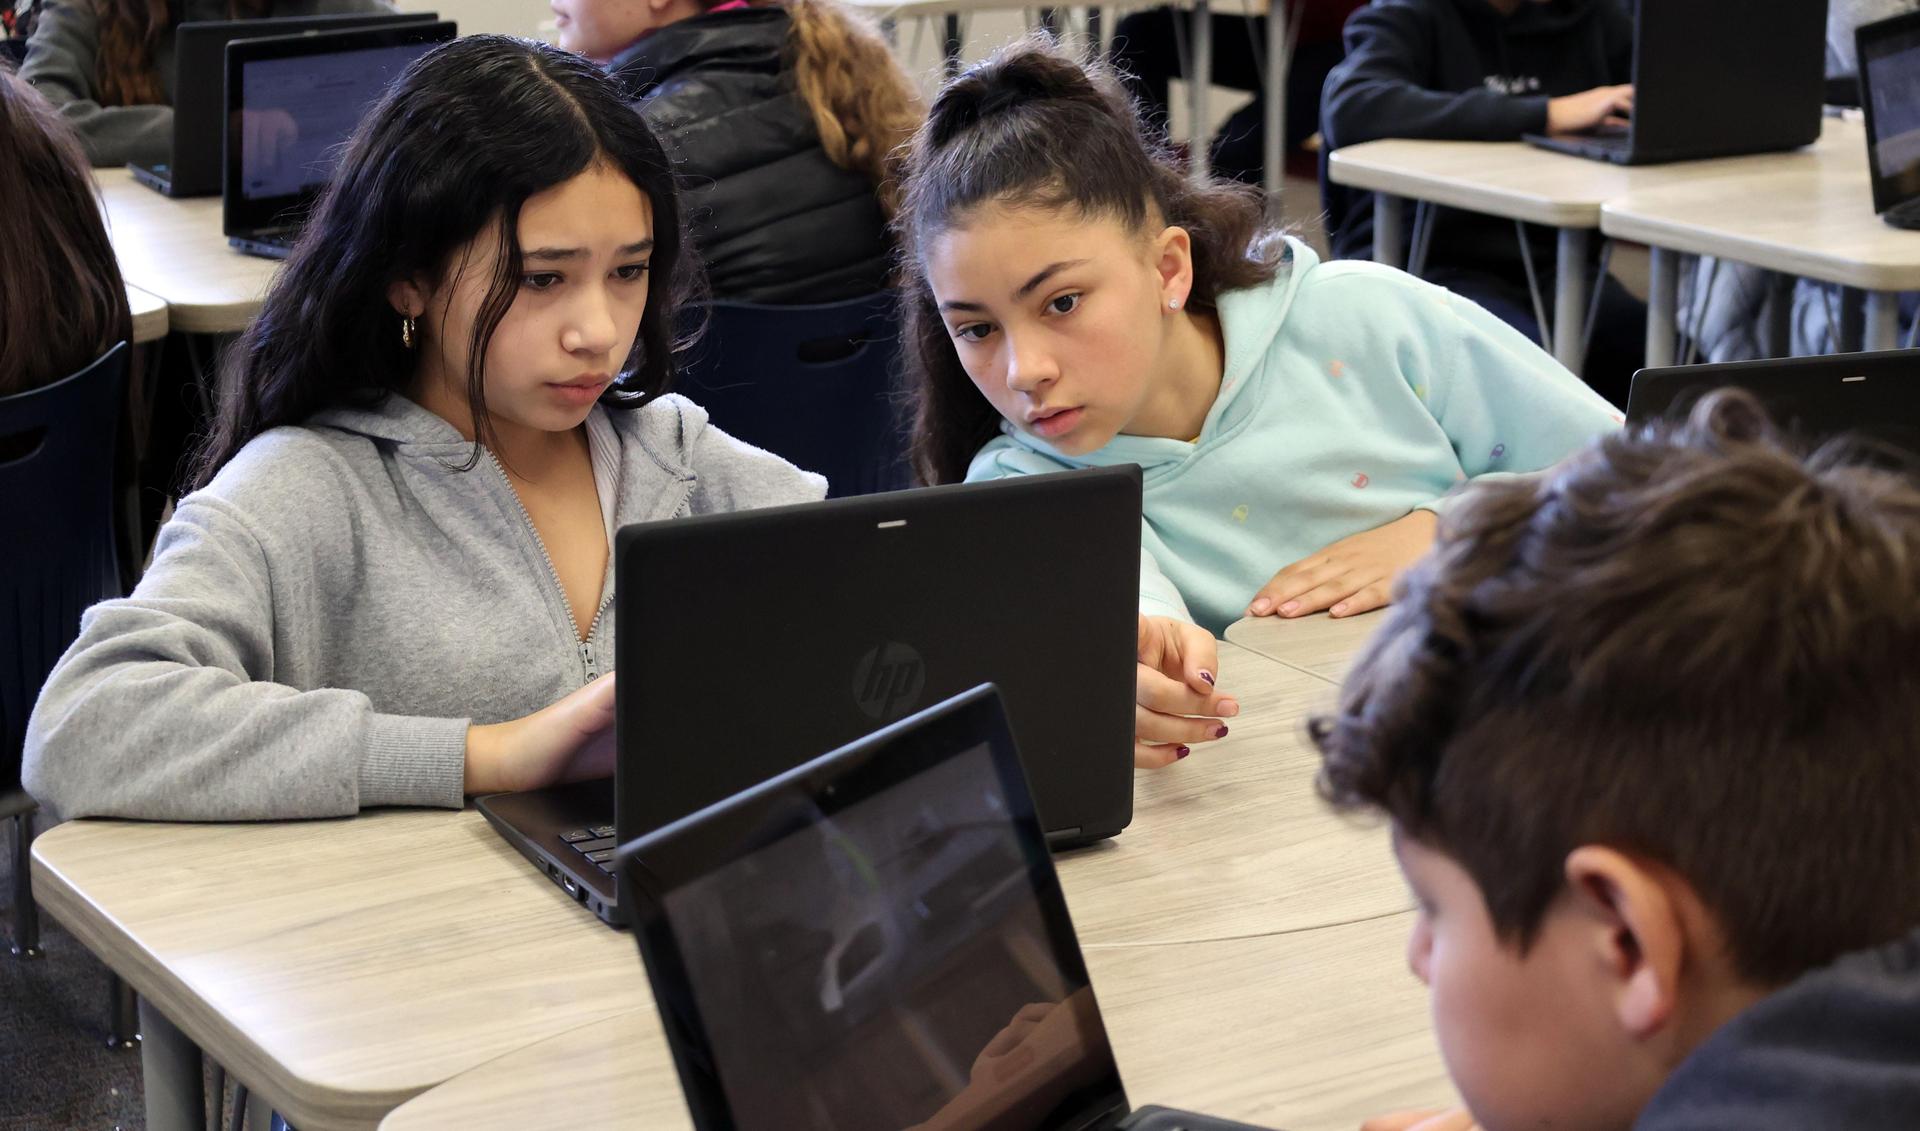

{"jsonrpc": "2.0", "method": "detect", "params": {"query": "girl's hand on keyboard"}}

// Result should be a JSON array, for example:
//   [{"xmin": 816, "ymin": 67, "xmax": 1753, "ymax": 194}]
[
  {"xmin": 463, "ymin": 673, "xmax": 618, "ymax": 794},
  {"xmin": 1548, "ymin": 84, "xmax": 1635, "ymax": 134}
]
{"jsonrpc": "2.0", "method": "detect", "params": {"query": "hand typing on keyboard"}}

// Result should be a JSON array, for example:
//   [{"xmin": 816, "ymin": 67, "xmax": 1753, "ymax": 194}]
[
  {"xmin": 463, "ymin": 672, "xmax": 618, "ymax": 794},
  {"xmin": 1547, "ymin": 84, "xmax": 1635, "ymax": 134}
]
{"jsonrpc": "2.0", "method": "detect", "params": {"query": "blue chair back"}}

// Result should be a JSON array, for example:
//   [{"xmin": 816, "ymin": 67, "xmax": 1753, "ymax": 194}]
[
  {"xmin": 675, "ymin": 293, "xmax": 909, "ymax": 497},
  {"xmin": 1, "ymin": 342, "xmax": 129, "ymax": 792}
]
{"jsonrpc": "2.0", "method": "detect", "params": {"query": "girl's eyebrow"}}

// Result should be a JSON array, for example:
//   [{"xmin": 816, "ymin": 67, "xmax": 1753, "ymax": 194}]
[
  {"xmin": 523, "ymin": 238, "xmax": 655, "ymax": 262},
  {"xmin": 938, "ymin": 258, "xmax": 1091, "ymax": 313}
]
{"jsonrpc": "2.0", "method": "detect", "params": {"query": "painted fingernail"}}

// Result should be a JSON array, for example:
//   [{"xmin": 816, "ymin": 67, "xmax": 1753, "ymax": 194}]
[
  {"xmin": 1249, "ymin": 598, "xmax": 1273, "ymax": 615},
  {"xmin": 1199, "ymin": 670, "xmax": 1215, "ymax": 686},
  {"xmin": 1175, "ymin": 745, "xmax": 1192, "ymax": 759},
  {"xmin": 1279, "ymin": 601, "xmax": 1300, "ymax": 616},
  {"xmin": 1219, "ymin": 698, "xmax": 1240, "ymax": 717},
  {"xmin": 1214, "ymin": 725, "xmax": 1229, "ymax": 739}
]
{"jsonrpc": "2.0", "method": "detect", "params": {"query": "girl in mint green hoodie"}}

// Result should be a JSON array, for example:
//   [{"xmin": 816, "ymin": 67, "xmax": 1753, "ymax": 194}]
[{"xmin": 895, "ymin": 38, "xmax": 1622, "ymax": 769}]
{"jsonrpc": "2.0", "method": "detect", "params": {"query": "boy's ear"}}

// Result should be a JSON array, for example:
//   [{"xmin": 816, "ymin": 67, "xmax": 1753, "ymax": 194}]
[
  {"xmin": 1152, "ymin": 225, "xmax": 1195, "ymax": 311},
  {"xmin": 1564, "ymin": 846, "xmax": 1685, "ymax": 1042}
]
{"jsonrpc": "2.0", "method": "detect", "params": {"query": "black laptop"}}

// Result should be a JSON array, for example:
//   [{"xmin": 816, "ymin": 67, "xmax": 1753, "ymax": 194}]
[
  {"xmin": 616, "ymin": 684, "xmax": 1278, "ymax": 1131},
  {"xmin": 222, "ymin": 21, "xmax": 454, "ymax": 260},
  {"xmin": 1859, "ymin": 8, "xmax": 1920, "ymax": 231},
  {"xmin": 479, "ymin": 466, "xmax": 1143, "ymax": 925},
  {"xmin": 1626, "ymin": 348, "xmax": 1920, "ymax": 457},
  {"xmin": 127, "ymin": 11, "xmax": 436, "ymax": 197},
  {"xmin": 1523, "ymin": 0, "xmax": 1825, "ymax": 166}
]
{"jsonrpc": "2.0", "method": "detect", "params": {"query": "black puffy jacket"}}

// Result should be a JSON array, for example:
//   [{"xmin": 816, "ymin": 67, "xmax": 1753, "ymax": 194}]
[{"xmin": 606, "ymin": 9, "xmax": 894, "ymax": 304}]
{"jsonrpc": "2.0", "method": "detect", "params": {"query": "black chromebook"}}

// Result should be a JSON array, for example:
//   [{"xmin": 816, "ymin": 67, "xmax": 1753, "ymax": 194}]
[
  {"xmin": 616, "ymin": 684, "xmax": 1279, "ymax": 1131},
  {"xmin": 479, "ymin": 466, "xmax": 1143, "ymax": 926},
  {"xmin": 1522, "ymin": 0, "xmax": 1824, "ymax": 166},
  {"xmin": 127, "ymin": 11, "xmax": 436, "ymax": 197},
  {"xmin": 1626, "ymin": 348, "xmax": 1920, "ymax": 457}
]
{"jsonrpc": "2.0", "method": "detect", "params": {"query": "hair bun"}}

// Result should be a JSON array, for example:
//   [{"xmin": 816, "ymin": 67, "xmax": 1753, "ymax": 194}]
[{"xmin": 925, "ymin": 36, "xmax": 1099, "ymax": 147}]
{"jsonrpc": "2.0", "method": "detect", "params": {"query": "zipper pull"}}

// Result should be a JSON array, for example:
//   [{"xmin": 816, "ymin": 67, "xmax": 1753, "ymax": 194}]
[{"xmin": 579, "ymin": 639, "xmax": 599, "ymax": 682}]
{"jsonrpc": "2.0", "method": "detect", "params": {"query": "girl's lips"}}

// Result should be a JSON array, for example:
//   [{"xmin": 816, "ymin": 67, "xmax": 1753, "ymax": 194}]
[{"xmin": 1030, "ymin": 406, "xmax": 1084, "ymax": 440}]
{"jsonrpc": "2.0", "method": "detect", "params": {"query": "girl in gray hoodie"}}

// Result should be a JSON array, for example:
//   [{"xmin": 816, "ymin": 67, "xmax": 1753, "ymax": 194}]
[{"xmin": 22, "ymin": 36, "xmax": 825, "ymax": 821}]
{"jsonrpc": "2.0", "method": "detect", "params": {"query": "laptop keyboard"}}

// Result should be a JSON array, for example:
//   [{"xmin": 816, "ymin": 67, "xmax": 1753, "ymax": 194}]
[{"xmin": 560, "ymin": 824, "xmax": 619, "ymax": 873}]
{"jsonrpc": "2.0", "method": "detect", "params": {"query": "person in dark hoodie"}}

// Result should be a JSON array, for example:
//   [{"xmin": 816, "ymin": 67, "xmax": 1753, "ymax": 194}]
[
  {"xmin": 549, "ymin": 0, "xmax": 921, "ymax": 303},
  {"xmin": 1321, "ymin": 0, "xmax": 1643, "ymax": 406},
  {"xmin": 1311, "ymin": 388, "xmax": 1920, "ymax": 1131}
]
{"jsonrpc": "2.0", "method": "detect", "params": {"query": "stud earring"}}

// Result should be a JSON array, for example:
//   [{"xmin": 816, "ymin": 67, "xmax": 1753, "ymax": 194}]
[
  {"xmin": 401, "ymin": 315, "xmax": 416, "ymax": 350},
  {"xmin": 1168, "ymin": 297, "xmax": 1181, "ymax": 310}
]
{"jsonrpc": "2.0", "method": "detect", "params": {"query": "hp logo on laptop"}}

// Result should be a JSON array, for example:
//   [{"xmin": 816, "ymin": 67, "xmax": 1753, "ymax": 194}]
[{"xmin": 852, "ymin": 643, "xmax": 926, "ymax": 720}]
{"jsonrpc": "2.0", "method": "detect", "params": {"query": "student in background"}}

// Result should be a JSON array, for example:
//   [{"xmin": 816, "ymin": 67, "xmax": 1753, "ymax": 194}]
[
  {"xmin": 1320, "ymin": 0, "xmax": 1643, "ymax": 406},
  {"xmin": 551, "ymin": 0, "xmax": 920, "ymax": 303},
  {"xmin": 23, "ymin": 36, "xmax": 824, "ymax": 822},
  {"xmin": 1107, "ymin": 0, "xmax": 1363, "ymax": 185},
  {"xmin": 0, "ymin": 69, "xmax": 130, "ymax": 397},
  {"xmin": 1316, "ymin": 390, "xmax": 1920, "ymax": 1131},
  {"xmin": 893, "ymin": 38, "xmax": 1618, "ymax": 768},
  {"xmin": 16, "ymin": 0, "xmax": 388, "ymax": 168}
]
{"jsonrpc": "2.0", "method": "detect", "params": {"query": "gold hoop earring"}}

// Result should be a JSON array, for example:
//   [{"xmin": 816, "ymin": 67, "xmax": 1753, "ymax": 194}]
[{"xmin": 401, "ymin": 315, "xmax": 417, "ymax": 350}]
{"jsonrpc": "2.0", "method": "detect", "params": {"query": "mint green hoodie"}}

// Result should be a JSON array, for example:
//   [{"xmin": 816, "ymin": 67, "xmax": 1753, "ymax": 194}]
[{"xmin": 964, "ymin": 239, "xmax": 1624, "ymax": 634}]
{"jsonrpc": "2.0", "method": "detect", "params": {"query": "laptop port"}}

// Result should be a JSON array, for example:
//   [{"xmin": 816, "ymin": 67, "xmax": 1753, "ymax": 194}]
[{"xmin": 558, "ymin": 873, "xmax": 585, "ymax": 902}]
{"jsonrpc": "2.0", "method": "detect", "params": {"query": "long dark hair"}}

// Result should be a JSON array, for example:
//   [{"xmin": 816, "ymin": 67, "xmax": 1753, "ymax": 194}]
[
  {"xmin": 0, "ymin": 70, "xmax": 131, "ymax": 396},
  {"xmin": 895, "ymin": 36, "xmax": 1283, "ymax": 485},
  {"xmin": 191, "ymin": 35, "xmax": 695, "ymax": 490}
]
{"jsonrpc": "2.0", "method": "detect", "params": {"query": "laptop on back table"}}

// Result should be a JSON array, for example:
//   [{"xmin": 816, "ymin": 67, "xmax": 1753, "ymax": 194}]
[
  {"xmin": 1859, "ymin": 8, "xmax": 1920, "ymax": 231},
  {"xmin": 1523, "ymin": 0, "xmax": 1824, "ymax": 166}
]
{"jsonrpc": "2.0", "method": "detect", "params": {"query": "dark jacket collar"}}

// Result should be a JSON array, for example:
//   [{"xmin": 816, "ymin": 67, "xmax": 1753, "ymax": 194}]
[{"xmin": 604, "ymin": 7, "xmax": 790, "ymax": 97}]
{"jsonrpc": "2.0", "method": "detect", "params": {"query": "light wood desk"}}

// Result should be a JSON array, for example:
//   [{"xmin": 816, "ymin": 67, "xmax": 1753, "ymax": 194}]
[
  {"xmin": 379, "ymin": 911, "xmax": 1448, "ymax": 1131},
  {"xmin": 1224, "ymin": 610, "xmax": 1383, "ymax": 687},
  {"xmin": 33, "ymin": 641, "xmax": 1408, "ymax": 1131},
  {"xmin": 1327, "ymin": 119, "xmax": 1864, "ymax": 372},
  {"xmin": 128, "ymin": 284, "xmax": 169, "ymax": 344},
  {"xmin": 1600, "ymin": 122, "xmax": 1920, "ymax": 360},
  {"xmin": 95, "ymin": 167, "xmax": 278, "ymax": 335}
]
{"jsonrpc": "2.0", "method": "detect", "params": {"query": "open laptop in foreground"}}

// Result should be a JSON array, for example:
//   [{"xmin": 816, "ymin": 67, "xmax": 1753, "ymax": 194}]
[
  {"xmin": 127, "ymin": 11, "xmax": 435, "ymax": 197},
  {"xmin": 479, "ymin": 466, "xmax": 1143, "ymax": 926},
  {"xmin": 1523, "ymin": 0, "xmax": 1824, "ymax": 165},
  {"xmin": 1859, "ymin": 8, "xmax": 1920, "ymax": 231},
  {"xmin": 223, "ymin": 20, "xmax": 455, "ymax": 259},
  {"xmin": 616, "ymin": 684, "xmax": 1279, "ymax": 1131},
  {"xmin": 1625, "ymin": 348, "xmax": 1920, "ymax": 457}
]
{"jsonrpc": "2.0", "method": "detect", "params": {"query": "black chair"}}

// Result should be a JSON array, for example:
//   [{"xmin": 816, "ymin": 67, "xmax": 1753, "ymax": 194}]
[
  {"xmin": 675, "ymin": 294, "xmax": 910, "ymax": 497},
  {"xmin": 2, "ymin": 341, "xmax": 130, "ymax": 960}
]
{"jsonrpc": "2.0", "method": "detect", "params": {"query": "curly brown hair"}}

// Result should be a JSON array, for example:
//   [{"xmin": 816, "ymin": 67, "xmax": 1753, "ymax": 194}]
[
  {"xmin": 768, "ymin": 0, "xmax": 921, "ymax": 217},
  {"xmin": 88, "ymin": 0, "xmax": 270, "ymax": 107},
  {"xmin": 893, "ymin": 35, "xmax": 1286, "ymax": 486},
  {"xmin": 1311, "ymin": 389, "xmax": 1920, "ymax": 986}
]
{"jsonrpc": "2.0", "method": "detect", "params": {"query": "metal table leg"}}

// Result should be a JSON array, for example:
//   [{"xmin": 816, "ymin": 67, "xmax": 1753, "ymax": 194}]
[
  {"xmin": 1865, "ymin": 290, "xmax": 1902, "ymax": 351},
  {"xmin": 1262, "ymin": 0, "xmax": 1292, "ymax": 208},
  {"xmin": 1646, "ymin": 246, "xmax": 1679, "ymax": 369},
  {"xmin": 1373, "ymin": 194, "xmax": 1405, "ymax": 269},
  {"xmin": 1762, "ymin": 272, "xmax": 1794, "ymax": 358},
  {"xmin": 139, "ymin": 997, "xmax": 205, "ymax": 1131},
  {"xmin": 1553, "ymin": 227, "xmax": 1590, "ymax": 373},
  {"xmin": 1187, "ymin": 0, "xmax": 1212, "ymax": 180}
]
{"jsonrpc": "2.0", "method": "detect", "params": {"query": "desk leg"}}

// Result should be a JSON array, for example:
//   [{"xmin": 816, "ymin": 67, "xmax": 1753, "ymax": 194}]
[
  {"xmin": 1373, "ymin": 195, "xmax": 1405, "ymax": 269},
  {"xmin": 1763, "ymin": 272, "xmax": 1794, "ymax": 359},
  {"xmin": 1553, "ymin": 227, "xmax": 1590, "ymax": 374},
  {"xmin": 1865, "ymin": 291, "xmax": 1902, "ymax": 352},
  {"xmin": 139, "ymin": 997, "xmax": 204, "ymax": 1131},
  {"xmin": 943, "ymin": 13, "xmax": 962, "ymax": 76},
  {"xmin": 1646, "ymin": 246, "xmax": 1678, "ymax": 369},
  {"xmin": 1187, "ymin": 0, "xmax": 1212, "ymax": 181},
  {"xmin": 1262, "ymin": 0, "xmax": 1289, "ymax": 208}
]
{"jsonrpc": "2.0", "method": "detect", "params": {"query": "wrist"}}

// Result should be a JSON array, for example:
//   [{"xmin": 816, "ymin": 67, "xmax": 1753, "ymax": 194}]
[{"xmin": 463, "ymin": 721, "xmax": 508, "ymax": 794}]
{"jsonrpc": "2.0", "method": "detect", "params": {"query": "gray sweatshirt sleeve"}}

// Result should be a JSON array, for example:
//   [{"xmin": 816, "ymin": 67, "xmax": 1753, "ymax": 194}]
[
  {"xmin": 17, "ymin": 0, "xmax": 175, "ymax": 169},
  {"xmin": 675, "ymin": 400, "xmax": 831, "ymax": 510},
  {"xmin": 22, "ymin": 494, "xmax": 470, "ymax": 821}
]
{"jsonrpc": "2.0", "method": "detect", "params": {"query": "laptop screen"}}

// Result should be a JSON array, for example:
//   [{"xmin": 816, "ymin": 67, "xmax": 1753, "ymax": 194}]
[
  {"xmin": 223, "ymin": 23, "xmax": 453, "ymax": 235},
  {"xmin": 236, "ymin": 42, "xmax": 433, "ymax": 201},
  {"xmin": 1861, "ymin": 12, "xmax": 1920, "ymax": 214},
  {"xmin": 623, "ymin": 689, "xmax": 1129, "ymax": 1131}
]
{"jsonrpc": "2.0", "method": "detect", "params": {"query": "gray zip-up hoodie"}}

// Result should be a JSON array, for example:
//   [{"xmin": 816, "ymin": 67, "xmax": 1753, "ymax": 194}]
[{"xmin": 22, "ymin": 393, "xmax": 825, "ymax": 821}]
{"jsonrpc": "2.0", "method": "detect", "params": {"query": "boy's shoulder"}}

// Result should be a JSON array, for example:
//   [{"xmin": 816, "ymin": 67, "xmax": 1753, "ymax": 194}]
[{"xmin": 1638, "ymin": 927, "xmax": 1920, "ymax": 1131}]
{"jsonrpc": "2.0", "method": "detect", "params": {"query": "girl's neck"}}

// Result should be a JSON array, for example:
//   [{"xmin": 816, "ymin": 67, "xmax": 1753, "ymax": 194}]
[
  {"xmin": 409, "ymin": 369, "xmax": 586, "ymax": 481},
  {"xmin": 1130, "ymin": 306, "xmax": 1226, "ymax": 443}
]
